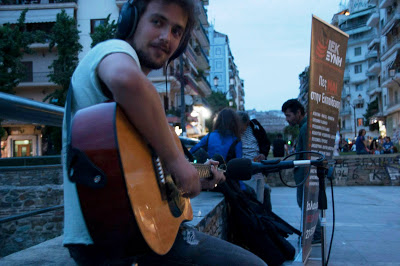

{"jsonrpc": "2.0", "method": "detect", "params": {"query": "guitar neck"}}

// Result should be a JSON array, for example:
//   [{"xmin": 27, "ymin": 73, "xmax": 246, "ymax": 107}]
[{"xmin": 193, "ymin": 164, "xmax": 213, "ymax": 179}]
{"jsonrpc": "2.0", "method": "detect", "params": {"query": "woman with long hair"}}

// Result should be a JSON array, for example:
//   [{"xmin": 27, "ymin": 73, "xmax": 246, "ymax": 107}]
[{"xmin": 190, "ymin": 108, "xmax": 242, "ymax": 163}]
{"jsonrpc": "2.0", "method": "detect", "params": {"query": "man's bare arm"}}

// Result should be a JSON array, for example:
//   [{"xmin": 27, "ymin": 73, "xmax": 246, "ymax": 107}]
[{"xmin": 98, "ymin": 53, "xmax": 201, "ymax": 198}]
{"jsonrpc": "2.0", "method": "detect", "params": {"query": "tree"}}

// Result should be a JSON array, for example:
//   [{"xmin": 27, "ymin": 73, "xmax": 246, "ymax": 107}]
[
  {"xmin": 43, "ymin": 10, "xmax": 82, "ymax": 154},
  {"xmin": 363, "ymin": 98, "xmax": 379, "ymax": 132},
  {"xmin": 205, "ymin": 91, "xmax": 230, "ymax": 131},
  {"xmin": 0, "ymin": 9, "xmax": 45, "ymax": 143},
  {"xmin": 90, "ymin": 14, "xmax": 117, "ymax": 48},
  {"xmin": 45, "ymin": 9, "xmax": 82, "ymax": 107},
  {"xmin": 283, "ymin": 124, "xmax": 299, "ymax": 143},
  {"xmin": 0, "ymin": 9, "xmax": 37, "ymax": 94}
]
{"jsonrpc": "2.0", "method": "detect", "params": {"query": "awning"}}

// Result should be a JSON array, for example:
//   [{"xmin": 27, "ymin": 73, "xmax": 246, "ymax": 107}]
[
  {"xmin": 0, "ymin": 8, "xmax": 74, "ymax": 24},
  {"xmin": 0, "ymin": 92, "xmax": 64, "ymax": 126}
]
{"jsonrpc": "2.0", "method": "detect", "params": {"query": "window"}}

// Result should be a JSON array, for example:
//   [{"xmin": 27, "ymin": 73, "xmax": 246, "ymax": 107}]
[
  {"xmin": 13, "ymin": 140, "xmax": 32, "ymax": 157},
  {"xmin": 90, "ymin": 19, "xmax": 106, "ymax": 34},
  {"xmin": 356, "ymin": 102, "xmax": 364, "ymax": 108},
  {"xmin": 357, "ymin": 118, "xmax": 364, "ymax": 126},
  {"xmin": 21, "ymin": 61, "xmax": 33, "ymax": 82},
  {"xmin": 356, "ymin": 84, "xmax": 363, "ymax": 91},
  {"xmin": 396, "ymin": 91, "xmax": 399, "ymax": 104},
  {"xmin": 355, "ymin": 64, "xmax": 362, "ymax": 74},
  {"xmin": 342, "ymin": 120, "xmax": 346, "ymax": 129},
  {"xmin": 354, "ymin": 47, "xmax": 361, "ymax": 56}
]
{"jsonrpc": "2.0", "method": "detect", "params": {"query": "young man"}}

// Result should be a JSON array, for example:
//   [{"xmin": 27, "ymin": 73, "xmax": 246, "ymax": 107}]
[
  {"xmin": 281, "ymin": 98, "xmax": 321, "ymax": 244},
  {"xmin": 62, "ymin": 0, "xmax": 266, "ymax": 265}
]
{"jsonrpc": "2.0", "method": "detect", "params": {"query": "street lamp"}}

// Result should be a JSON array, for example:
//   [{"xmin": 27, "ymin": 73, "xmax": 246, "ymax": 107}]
[
  {"xmin": 213, "ymin": 76, "xmax": 219, "ymax": 91},
  {"xmin": 389, "ymin": 69, "xmax": 400, "ymax": 87},
  {"xmin": 346, "ymin": 95, "xmax": 357, "ymax": 138}
]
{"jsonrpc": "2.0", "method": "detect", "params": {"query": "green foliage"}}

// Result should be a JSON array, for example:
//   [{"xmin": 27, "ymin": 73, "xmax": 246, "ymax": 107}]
[
  {"xmin": 45, "ymin": 9, "xmax": 82, "ymax": 107},
  {"xmin": 283, "ymin": 124, "xmax": 299, "ymax": 141},
  {"xmin": 43, "ymin": 10, "xmax": 82, "ymax": 155},
  {"xmin": 205, "ymin": 91, "xmax": 230, "ymax": 131},
  {"xmin": 363, "ymin": 98, "xmax": 379, "ymax": 131},
  {"xmin": 90, "ymin": 14, "xmax": 117, "ymax": 48},
  {"xmin": 0, "ymin": 9, "xmax": 35, "ymax": 94}
]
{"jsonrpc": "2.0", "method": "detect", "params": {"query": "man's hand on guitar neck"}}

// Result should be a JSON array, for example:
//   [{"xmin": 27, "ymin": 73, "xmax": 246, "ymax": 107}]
[
  {"xmin": 200, "ymin": 159, "xmax": 226, "ymax": 190},
  {"xmin": 167, "ymin": 154, "xmax": 201, "ymax": 199}
]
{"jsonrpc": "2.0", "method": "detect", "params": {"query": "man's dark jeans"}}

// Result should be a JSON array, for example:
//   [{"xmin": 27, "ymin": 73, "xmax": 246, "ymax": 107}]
[{"xmin": 67, "ymin": 224, "xmax": 266, "ymax": 265}]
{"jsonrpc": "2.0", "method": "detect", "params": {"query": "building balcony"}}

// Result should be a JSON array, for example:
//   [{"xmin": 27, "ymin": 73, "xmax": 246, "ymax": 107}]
[
  {"xmin": 193, "ymin": 22, "xmax": 210, "ymax": 48},
  {"xmin": 343, "ymin": 72, "xmax": 350, "ymax": 82},
  {"xmin": 347, "ymin": 29, "xmax": 375, "ymax": 45},
  {"xmin": 384, "ymin": 100, "xmax": 400, "ymax": 116},
  {"xmin": 368, "ymin": 38, "xmax": 380, "ymax": 50},
  {"xmin": 17, "ymin": 71, "xmax": 57, "ymax": 87},
  {"xmin": 196, "ymin": 75, "xmax": 212, "ymax": 97},
  {"xmin": 0, "ymin": 1, "xmax": 76, "ymax": 24},
  {"xmin": 368, "ymin": 60, "xmax": 381, "ymax": 73},
  {"xmin": 339, "ymin": 106, "xmax": 352, "ymax": 116},
  {"xmin": 193, "ymin": 45, "xmax": 209, "ymax": 69},
  {"xmin": 197, "ymin": 2, "xmax": 208, "ymax": 25},
  {"xmin": 340, "ymin": 127, "xmax": 353, "ymax": 133},
  {"xmin": 367, "ymin": 12, "xmax": 379, "ymax": 28},
  {"xmin": 379, "ymin": 0, "xmax": 394, "ymax": 9},
  {"xmin": 382, "ymin": 68, "xmax": 400, "ymax": 87},
  {"xmin": 381, "ymin": 42, "xmax": 400, "ymax": 61},
  {"xmin": 366, "ymin": 49, "xmax": 378, "ymax": 59},
  {"xmin": 0, "ymin": 0, "xmax": 76, "ymax": 5},
  {"xmin": 368, "ymin": 84, "xmax": 382, "ymax": 96},
  {"xmin": 382, "ymin": 13, "xmax": 400, "ymax": 36}
]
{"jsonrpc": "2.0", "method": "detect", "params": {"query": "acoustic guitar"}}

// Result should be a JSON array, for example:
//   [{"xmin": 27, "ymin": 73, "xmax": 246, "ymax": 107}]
[{"xmin": 71, "ymin": 102, "xmax": 214, "ymax": 255}]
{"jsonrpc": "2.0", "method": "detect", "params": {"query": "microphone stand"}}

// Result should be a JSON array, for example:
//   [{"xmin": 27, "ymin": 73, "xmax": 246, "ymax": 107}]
[
  {"xmin": 317, "ymin": 166, "xmax": 327, "ymax": 266},
  {"xmin": 317, "ymin": 164, "xmax": 334, "ymax": 266}
]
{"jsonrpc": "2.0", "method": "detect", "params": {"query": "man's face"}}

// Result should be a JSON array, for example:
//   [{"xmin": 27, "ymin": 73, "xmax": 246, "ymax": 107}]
[
  {"xmin": 131, "ymin": 0, "xmax": 188, "ymax": 72},
  {"xmin": 284, "ymin": 109, "xmax": 302, "ymax": 126}
]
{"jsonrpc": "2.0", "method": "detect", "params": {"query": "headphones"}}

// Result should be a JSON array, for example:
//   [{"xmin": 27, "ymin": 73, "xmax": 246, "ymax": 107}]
[{"xmin": 116, "ymin": 0, "xmax": 191, "ymax": 62}]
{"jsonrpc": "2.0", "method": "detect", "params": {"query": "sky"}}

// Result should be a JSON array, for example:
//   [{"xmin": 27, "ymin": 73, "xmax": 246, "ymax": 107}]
[{"xmin": 207, "ymin": 0, "xmax": 345, "ymax": 111}]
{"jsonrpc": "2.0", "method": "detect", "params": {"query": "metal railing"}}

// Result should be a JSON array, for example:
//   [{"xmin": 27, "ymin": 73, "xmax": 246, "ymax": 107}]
[{"xmin": 0, "ymin": 205, "xmax": 63, "ymax": 224}]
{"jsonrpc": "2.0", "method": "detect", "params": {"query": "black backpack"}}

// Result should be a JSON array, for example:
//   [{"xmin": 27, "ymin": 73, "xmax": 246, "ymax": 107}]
[{"xmin": 219, "ymin": 179, "xmax": 300, "ymax": 266}]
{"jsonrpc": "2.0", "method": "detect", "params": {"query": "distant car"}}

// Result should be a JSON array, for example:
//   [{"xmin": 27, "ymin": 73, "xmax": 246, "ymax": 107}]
[{"xmin": 179, "ymin": 136, "xmax": 200, "ymax": 150}]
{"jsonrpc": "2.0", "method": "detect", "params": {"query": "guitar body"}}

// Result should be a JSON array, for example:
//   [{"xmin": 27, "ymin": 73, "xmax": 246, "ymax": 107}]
[{"xmin": 71, "ymin": 102, "xmax": 193, "ymax": 255}]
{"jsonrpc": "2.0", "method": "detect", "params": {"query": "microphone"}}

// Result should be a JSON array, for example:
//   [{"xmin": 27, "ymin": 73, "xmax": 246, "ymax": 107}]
[{"xmin": 225, "ymin": 158, "xmax": 326, "ymax": 180}]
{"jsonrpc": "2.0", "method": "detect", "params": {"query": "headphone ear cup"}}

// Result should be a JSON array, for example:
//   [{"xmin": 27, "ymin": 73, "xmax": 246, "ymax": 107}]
[{"xmin": 116, "ymin": 1, "xmax": 138, "ymax": 40}]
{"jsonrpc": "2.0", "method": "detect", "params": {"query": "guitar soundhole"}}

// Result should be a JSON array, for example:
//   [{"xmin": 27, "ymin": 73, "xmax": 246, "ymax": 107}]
[{"xmin": 165, "ymin": 176, "xmax": 184, "ymax": 218}]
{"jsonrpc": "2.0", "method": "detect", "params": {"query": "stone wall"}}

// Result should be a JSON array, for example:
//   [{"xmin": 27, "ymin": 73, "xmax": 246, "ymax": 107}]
[
  {"xmin": 195, "ymin": 199, "xmax": 227, "ymax": 240},
  {"xmin": 266, "ymin": 154, "xmax": 400, "ymax": 187},
  {"xmin": 0, "ymin": 165, "xmax": 64, "ymax": 257},
  {"xmin": 1, "ymin": 153, "xmax": 399, "ymax": 257}
]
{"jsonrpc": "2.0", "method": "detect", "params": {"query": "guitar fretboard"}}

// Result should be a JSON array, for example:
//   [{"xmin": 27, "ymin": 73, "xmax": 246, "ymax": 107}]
[{"xmin": 193, "ymin": 164, "xmax": 213, "ymax": 179}]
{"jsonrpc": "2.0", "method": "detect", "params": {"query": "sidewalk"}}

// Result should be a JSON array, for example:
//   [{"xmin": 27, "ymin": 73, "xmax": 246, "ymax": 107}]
[{"xmin": 272, "ymin": 186, "xmax": 400, "ymax": 265}]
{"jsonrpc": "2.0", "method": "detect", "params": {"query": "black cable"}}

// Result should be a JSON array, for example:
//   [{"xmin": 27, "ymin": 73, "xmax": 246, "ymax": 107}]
[
  {"xmin": 278, "ymin": 151, "xmax": 325, "ymax": 188},
  {"xmin": 326, "ymin": 177, "xmax": 335, "ymax": 265}
]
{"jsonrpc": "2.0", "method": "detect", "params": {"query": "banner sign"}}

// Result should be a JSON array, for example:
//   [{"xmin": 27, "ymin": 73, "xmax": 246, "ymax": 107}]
[{"xmin": 302, "ymin": 15, "xmax": 348, "ymax": 262}]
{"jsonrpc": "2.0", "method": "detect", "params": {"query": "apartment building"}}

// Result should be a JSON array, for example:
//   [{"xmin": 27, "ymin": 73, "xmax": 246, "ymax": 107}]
[
  {"xmin": 0, "ymin": 0, "xmax": 212, "ymax": 157},
  {"xmin": 333, "ymin": 0, "xmax": 379, "ymax": 141},
  {"xmin": 367, "ymin": 0, "xmax": 400, "ymax": 142},
  {"xmin": 208, "ymin": 24, "xmax": 245, "ymax": 110}
]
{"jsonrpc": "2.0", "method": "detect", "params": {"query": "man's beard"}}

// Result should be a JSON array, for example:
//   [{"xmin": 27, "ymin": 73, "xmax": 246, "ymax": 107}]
[{"xmin": 135, "ymin": 46, "xmax": 166, "ymax": 70}]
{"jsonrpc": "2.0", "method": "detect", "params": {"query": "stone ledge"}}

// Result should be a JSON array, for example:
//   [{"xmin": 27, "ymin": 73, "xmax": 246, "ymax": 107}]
[{"xmin": 0, "ymin": 192, "xmax": 226, "ymax": 265}]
